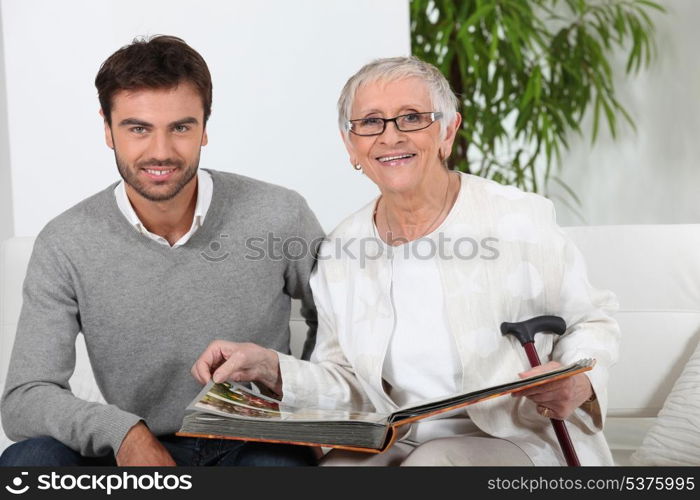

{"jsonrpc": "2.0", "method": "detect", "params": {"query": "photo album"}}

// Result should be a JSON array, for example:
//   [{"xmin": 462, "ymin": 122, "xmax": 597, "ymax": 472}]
[{"xmin": 177, "ymin": 358, "xmax": 595, "ymax": 453}]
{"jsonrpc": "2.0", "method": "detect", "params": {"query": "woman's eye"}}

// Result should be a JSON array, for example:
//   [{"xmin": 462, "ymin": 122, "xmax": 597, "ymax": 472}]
[
  {"xmin": 403, "ymin": 113, "xmax": 420, "ymax": 122},
  {"xmin": 360, "ymin": 118, "xmax": 383, "ymax": 127}
]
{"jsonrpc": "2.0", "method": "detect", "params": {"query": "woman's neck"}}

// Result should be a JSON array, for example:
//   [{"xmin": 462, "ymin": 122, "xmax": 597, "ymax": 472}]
[{"xmin": 377, "ymin": 169, "xmax": 460, "ymax": 245}]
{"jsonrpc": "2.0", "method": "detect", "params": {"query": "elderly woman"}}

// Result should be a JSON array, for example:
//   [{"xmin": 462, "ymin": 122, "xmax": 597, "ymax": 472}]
[{"xmin": 192, "ymin": 57, "xmax": 620, "ymax": 466}]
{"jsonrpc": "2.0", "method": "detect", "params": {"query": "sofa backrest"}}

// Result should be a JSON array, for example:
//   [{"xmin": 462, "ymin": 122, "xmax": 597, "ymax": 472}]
[
  {"xmin": 564, "ymin": 225, "xmax": 700, "ymax": 417},
  {"xmin": 0, "ymin": 237, "xmax": 35, "ymax": 397}
]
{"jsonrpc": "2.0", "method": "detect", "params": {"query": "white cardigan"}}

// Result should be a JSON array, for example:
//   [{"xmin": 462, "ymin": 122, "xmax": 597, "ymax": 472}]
[{"xmin": 279, "ymin": 173, "xmax": 620, "ymax": 465}]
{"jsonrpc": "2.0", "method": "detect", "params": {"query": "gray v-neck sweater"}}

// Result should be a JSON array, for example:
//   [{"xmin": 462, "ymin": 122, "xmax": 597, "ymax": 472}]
[{"xmin": 1, "ymin": 169, "xmax": 324, "ymax": 456}]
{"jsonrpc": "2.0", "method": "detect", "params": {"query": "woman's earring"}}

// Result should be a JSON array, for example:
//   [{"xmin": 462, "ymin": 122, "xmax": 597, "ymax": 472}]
[
  {"xmin": 353, "ymin": 164, "xmax": 362, "ymax": 171},
  {"xmin": 438, "ymin": 149, "xmax": 449, "ymax": 168}
]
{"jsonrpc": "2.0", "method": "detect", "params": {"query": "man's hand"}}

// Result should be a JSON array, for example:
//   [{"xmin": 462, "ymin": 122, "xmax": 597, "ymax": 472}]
[
  {"xmin": 116, "ymin": 422, "xmax": 176, "ymax": 466},
  {"xmin": 191, "ymin": 341, "xmax": 283, "ymax": 397},
  {"xmin": 513, "ymin": 361, "xmax": 594, "ymax": 420}
]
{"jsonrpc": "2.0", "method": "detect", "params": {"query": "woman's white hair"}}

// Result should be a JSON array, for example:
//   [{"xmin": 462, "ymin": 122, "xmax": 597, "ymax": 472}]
[{"xmin": 337, "ymin": 56, "xmax": 459, "ymax": 140}]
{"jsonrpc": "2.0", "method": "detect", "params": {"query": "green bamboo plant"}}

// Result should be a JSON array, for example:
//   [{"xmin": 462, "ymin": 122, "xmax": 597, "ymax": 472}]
[{"xmin": 411, "ymin": 0, "xmax": 664, "ymax": 207}]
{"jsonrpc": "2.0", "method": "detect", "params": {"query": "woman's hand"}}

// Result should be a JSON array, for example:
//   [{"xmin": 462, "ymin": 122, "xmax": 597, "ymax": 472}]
[
  {"xmin": 191, "ymin": 341, "xmax": 283, "ymax": 397},
  {"xmin": 514, "ymin": 361, "xmax": 594, "ymax": 420}
]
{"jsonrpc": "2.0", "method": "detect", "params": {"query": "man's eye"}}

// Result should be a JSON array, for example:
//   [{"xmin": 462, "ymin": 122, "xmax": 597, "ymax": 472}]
[
  {"xmin": 174, "ymin": 125, "xmax": 189, "ymax": 133},
  {"xmin": 131, "ymin": 127, "xmax": 147, "ymax": 134}
]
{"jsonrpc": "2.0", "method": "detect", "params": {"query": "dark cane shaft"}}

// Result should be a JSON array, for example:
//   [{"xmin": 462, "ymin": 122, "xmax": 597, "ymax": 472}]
[{"xmin": 522, "ymin": 342, "xmax": 581, "ymax": 467}]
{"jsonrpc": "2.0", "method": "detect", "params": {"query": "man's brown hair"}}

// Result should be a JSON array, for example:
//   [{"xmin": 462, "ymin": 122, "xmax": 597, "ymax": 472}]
[{"xmin": 95, "ymin": 35, "xmax": 212, "ymax": 125}]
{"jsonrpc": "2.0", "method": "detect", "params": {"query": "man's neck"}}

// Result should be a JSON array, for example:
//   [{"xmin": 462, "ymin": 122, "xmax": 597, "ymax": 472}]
[{"xmin": 125, "ymin": 177, "xmax": 198, "ymax": 246}]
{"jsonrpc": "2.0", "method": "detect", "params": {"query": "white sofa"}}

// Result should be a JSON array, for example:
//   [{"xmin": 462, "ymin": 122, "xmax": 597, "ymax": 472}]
[{"xmin": 1, "ymin": 225, "xmax": 699, "ymax": 465}]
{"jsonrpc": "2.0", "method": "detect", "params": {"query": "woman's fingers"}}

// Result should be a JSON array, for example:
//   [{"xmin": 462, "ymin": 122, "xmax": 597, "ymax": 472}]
[
  {"xmin": 526, "ymin": 374, "xmax": 594, "ymax": 420},
  {"xmin": 191, "ymin": 340, "xmax": 237, "ymax": 384},
  {"xmin": 537, "ymin": 405, "xmax": 565, "ymax": 420},
  {"xmin": 190, "ymin": 341, "xmax": 282, "ymax": 394},
  {"xmin": 518, "ymin": 361, "xmax": 562, "ymax": 379},
  {"xmin": 514, "ymin": 371, "xmax": 592, "ymax": 420},
  {"xmin": 212, "ymin": 353, "xmax": 246, "ymax": 383},
  {"xmin": 515, "ymin": 378, "xmax": 567, "ymax": 398},
  {"xmin": 191, "ymin": 359, "xmax": 211, "ymax": 384},
  {"xmin": 211, "ymin": 343, "xmax": 271, "ymax": 384}
]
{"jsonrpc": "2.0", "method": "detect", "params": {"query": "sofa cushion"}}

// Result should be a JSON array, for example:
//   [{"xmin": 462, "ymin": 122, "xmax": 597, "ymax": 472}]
[
  {"xmin": 631, "ymin": 339, "xmax": 700, "ymax": 465},
  {"xmin": 603, "ymin": 417, "xmax": 656, "ymax": 466}
]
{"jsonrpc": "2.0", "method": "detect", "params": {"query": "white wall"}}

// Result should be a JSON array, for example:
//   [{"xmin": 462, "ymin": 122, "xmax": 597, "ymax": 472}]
[
  {"xmin": 5, "ymin": 0, "xmax": 693, "ymax": 233},
  {"xmin": 0, "ymin": 0, "xmax": 410, "ymax": 236},
  {"xmin": 551, "ymin": 0, "xmax": 700, "ymax": 226},
  {"xmin": 0, "ymin": 5, "xmax": 13, "ymax": 243}
]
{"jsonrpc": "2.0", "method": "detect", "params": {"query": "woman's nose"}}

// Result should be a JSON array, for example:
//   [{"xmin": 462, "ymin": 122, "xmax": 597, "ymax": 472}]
[{"xmin": 378, "ymin": 120, "xmax": 407, "ymax": 144}]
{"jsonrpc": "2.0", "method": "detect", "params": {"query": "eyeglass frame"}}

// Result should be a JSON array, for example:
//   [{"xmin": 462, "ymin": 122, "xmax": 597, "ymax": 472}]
[{"xmin": 346, "ymin": 111, "xmax": 443, "ymax": 137}]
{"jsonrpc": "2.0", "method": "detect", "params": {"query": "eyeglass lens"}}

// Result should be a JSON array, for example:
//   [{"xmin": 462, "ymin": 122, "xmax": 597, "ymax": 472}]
[{"xmin": 351, "ymin": 112, "xmax": 436, "ymax": 135}]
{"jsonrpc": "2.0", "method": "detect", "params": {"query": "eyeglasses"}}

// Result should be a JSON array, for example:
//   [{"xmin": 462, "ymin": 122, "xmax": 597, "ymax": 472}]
[{"xmin": 347, "ymin": 112, "xmax": 443, "ymax": 136}]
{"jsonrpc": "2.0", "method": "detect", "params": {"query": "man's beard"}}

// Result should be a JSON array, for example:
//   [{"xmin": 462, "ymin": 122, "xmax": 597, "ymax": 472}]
[{"xmin": 115, "ymin": 151, "xmax": 199, "ymax": 202}]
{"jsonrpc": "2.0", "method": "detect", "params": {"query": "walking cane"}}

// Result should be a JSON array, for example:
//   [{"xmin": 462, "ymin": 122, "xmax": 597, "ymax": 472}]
[{"xmin": 500, "ymin": 316, "xmax": 581, "ymax": 467}]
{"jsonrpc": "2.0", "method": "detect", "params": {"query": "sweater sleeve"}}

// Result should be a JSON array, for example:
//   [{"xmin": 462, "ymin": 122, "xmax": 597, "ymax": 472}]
[
  {"xmin": 279, "ymin": 246, "xmax": 375, "ymax": 412},
  {"xmin": 1, "ymin": 233, "xmax": 142, "ymax": 457},
  {"xmin": 282, "ymin": 194, "xmax": 325, "ymax": 360}
]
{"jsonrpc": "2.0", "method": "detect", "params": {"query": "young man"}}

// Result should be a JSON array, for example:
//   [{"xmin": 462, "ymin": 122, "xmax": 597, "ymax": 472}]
[{"xmin": 0, "ymin": 36, "xmax": 323, "ymax": 466}]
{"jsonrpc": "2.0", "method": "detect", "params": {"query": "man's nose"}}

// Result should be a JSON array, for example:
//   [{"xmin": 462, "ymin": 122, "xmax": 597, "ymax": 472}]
[{"xmin": 147, "ymin": 131, "xmax": 175, "ymax": 159}]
